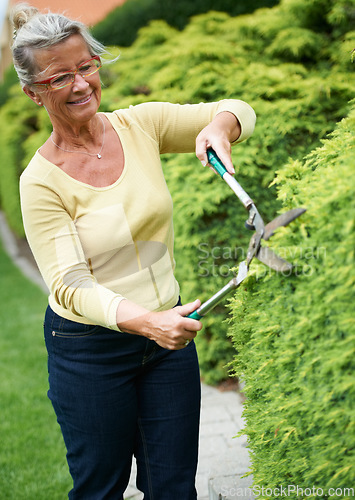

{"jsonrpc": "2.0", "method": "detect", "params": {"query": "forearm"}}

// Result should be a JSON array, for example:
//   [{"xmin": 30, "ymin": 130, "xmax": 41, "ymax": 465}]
[
  {"xmin": 116, "ymin": 298, "xmax": 202, "ymax": 350},
  {"xmin": 116, "ymin": 299, "xmax": 152, "ymax": 334}
]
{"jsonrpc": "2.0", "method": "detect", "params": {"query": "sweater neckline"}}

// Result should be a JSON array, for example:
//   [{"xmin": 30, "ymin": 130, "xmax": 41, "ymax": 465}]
[{"xmin": 36, "ymin": 112, "xmax": 126, "ymax": 191}]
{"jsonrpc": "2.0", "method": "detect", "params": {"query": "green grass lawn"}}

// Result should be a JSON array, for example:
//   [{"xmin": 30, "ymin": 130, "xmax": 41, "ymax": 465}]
[{"xmin": 0, "ymin": 242, "xmax": 72, "ymax": 499}]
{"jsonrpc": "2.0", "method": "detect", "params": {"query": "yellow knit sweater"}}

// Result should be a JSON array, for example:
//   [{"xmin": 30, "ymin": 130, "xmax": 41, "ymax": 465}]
[{"xmin": 20, "ymin": 100, "xmax": 256, "ymax": 330}]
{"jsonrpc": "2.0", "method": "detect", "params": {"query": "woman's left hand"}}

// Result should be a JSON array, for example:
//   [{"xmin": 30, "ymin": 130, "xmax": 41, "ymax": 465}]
[{"xmin": 195, "ymin": 111, "xmax": 241, "ymax": 175}]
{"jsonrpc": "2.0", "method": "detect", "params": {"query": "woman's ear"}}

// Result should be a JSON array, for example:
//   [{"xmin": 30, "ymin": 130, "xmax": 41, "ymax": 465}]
[{"xmin": 23, "ymin": 85, "xmax": 43, "ymax": 106}]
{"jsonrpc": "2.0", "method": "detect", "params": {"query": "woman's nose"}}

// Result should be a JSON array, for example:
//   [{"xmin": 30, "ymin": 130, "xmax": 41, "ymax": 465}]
[{"xmin": 72, "ymin": 73, "xmax": 90, "ymax": 91}]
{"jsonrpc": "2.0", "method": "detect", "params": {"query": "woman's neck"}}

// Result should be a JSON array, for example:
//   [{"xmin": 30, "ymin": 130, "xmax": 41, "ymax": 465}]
[{"xmin": 51, "ymin": 113, "xmax": 103, "ymax": 149}]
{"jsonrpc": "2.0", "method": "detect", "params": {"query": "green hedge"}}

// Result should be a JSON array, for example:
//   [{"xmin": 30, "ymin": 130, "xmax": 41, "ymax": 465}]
[
  {"xmin": 228, "ymin": 102, "xmax": 355, "ymax": 495},
  {"xmin": 91, "ymin": 0, "xmax": 279, "ymax": 47},
  {"xmin": 0, "ymin": 86, "xmax": 51, "ymax": 236},
  {"xmin": 0, "ymin": 0, "xmax": 354, "ymax": 382}
]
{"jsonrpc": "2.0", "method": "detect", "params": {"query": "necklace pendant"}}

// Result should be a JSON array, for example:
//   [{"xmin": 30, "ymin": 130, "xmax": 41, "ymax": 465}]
[{"xmin": 97, "ymin": 154, "xmax": 102, "ymax": 159}]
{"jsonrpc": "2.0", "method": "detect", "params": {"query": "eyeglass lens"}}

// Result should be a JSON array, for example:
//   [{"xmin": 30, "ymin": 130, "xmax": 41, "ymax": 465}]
[{"xmin": 50, "ymin": 59, "xmax": 101, "ymax": 89}]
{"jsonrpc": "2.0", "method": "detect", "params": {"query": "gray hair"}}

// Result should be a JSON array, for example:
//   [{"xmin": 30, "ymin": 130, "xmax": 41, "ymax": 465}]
[{"xmin": 11, "ymin": 3, "xmax": 108, "ymax": 87}]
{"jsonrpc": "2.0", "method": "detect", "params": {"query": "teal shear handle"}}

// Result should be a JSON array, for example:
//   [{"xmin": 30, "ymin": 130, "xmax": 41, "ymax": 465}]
[
  {"xmin": 188, "ymin": 310, "xmax": 203, "ymax": 320},
  {"xmin": 206, "ymin": 148, "xmax": 229, "ymax": 177},
  {"xmin": 207, "ymin": 149, "xmax": 253, "ymax": 209}
]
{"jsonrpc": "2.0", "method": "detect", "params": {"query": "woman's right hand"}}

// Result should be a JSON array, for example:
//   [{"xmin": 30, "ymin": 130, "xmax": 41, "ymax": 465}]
[{"xmin": 116, "ymin": 299, "xmax": 203, "ymax": 350}]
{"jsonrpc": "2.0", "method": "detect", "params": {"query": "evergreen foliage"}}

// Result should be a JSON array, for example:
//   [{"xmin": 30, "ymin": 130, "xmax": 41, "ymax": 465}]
[
  {"xmin": 0, "ymin": 0, "xmax": 354, "ymax": 382},
  {"xmin": 0, "ymin": 66, "xmax": 18, "ymax": 107},
  {"xmin": 91, "ymin": 0, "xmax": 279, "ymax": 47},
  {"xmin": 228, "ymin": 101, "xmax": 355, "ymax": 495}
]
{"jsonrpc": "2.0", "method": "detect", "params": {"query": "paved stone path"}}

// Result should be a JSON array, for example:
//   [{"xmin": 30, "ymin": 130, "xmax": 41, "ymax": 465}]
[{"xmin": 124, "ymin": 384, "xmax": 253, "ymax": 500}]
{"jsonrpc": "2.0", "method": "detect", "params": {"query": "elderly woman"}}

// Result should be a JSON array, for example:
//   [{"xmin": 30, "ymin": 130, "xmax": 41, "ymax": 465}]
[{"xmin": 11, "ymin": 4, "xmax": 256, "ymax": 500}]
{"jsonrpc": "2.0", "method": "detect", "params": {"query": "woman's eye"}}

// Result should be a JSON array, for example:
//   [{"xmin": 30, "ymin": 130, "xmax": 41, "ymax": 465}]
[
  {"xmin": 52, "ymin": 73, "xmax": 71, "ymax": 85},
  {"xmin": 80, "ymin": 65, "xmax": 93, "ymax": 74}
]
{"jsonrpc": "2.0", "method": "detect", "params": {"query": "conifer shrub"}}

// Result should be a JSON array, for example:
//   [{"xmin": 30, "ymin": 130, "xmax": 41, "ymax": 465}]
[
  {"xmin": 91, "ymin": 0, "xmax": 279, "ymax": 47},
  {"xmin": 0, "ymin": 0, "xmax": 354, "ymax": 382},
  {"xmin": 0, "ymin": 66, "xmax": 18, "ymax": 107},
  {"xmin": 0, "ymin": 87, "xmax": 51, "ymax": 236},
  {"xmin": 228, "ymin": 102, "xmax": 355, "ymax": 494}
]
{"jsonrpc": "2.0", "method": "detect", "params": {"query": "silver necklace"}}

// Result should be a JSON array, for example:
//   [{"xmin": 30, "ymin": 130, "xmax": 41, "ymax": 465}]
[{"xmin": 50, "ymin": 115, "xmax": 105, "ymax": 159}]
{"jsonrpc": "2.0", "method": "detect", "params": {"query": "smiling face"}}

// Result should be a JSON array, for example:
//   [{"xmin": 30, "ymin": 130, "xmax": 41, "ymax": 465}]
[{"xmin": 24, "ymin": 34, "xmax": 101, "ymax": 129}]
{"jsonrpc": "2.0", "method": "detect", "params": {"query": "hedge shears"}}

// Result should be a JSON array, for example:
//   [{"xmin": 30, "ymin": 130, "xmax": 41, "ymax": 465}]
[{"xmin": 188, "ymin": 148, "xmax": 306, "ymax": 320}]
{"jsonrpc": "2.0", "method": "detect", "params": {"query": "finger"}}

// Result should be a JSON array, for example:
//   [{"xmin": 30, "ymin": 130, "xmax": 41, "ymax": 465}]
[
  {"xmin": 160, "ymin": 333, "xmax": 196, "ymax": 351},
  {"xmin": 174, "ymin": 299, "xmax": 199, "ymax": 315},
  {"xmin": 211, "ymin": 144, "xmax": 235, "ymax": 175},
  {"xmin": 174, "ymin": 303, "xmax": 202, "ymax": 333},
  {"xmin": 196, "ymin": 139, "xmax": 211, "ymax": 167}
]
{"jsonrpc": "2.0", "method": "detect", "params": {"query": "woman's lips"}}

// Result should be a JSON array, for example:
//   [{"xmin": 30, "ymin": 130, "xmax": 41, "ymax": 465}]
[{"xmin": 68, "ymin": 93, "xmax": 92, "ymax": 105}]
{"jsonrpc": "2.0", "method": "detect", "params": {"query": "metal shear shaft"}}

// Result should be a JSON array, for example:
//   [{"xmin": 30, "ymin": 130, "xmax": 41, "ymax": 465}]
[{"xmin": 188, "ymin": 262, "xmax": 248, "ymax": 319}]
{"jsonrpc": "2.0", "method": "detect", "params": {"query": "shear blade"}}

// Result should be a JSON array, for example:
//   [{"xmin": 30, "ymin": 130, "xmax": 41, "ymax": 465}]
[
  {"xmin": 236, "ymin": 260, "xmax": 248, "ymax": 284},
  {"xmin": 263, "ymin": 208, "xmax": 306, "ymax": 241},
  {"xmin": 256, "ymin": 246, "xmax": 293, "ymax": 272}
]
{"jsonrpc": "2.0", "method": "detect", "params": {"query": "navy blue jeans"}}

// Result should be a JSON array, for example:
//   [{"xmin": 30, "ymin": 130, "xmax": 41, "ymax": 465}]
[{"xmin": 44, "ymin": 305, "xmax": 201, "ymax": 500}]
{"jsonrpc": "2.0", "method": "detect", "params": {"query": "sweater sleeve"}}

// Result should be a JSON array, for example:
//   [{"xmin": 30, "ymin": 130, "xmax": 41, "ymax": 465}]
[
  {"xmin": 19, "ymin": 170, "xmax": 124, "ymax": 330},
  {"xmin": 123, "ymin": 99, "xmax": 256, "ymax": 153}
]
